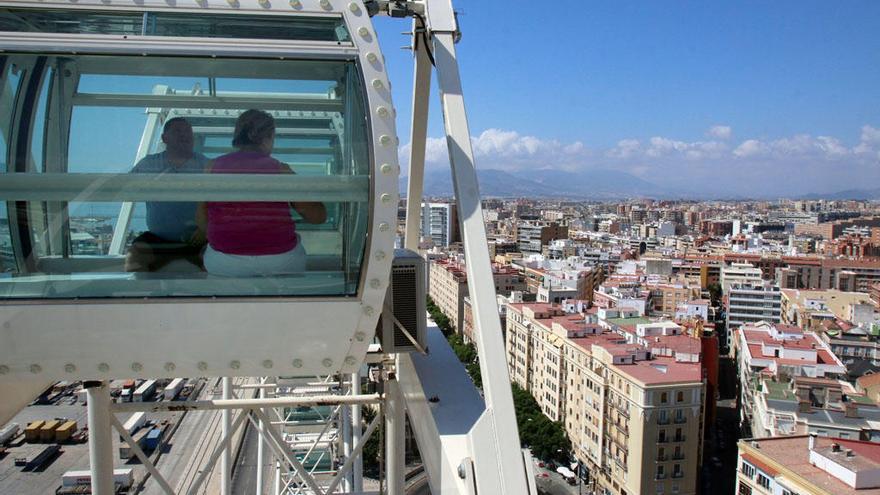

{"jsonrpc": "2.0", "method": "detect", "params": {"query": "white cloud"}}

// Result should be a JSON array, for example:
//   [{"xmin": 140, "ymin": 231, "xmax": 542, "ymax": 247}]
[
  {"xmin": 708, "ymin": 125, "xmax": 732, "ymax": 140},
  {"xmin": 399, "ymin": 124, "xmax": 880, "ymax": 196},
  {"xmin": 733, "ymin": 139, "xmax": 765, "ymax": 157}
]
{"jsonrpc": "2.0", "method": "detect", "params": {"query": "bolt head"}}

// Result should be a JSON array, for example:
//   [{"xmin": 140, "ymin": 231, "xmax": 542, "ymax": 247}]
[
  {"xmin": 0, "ymin": 365, "xmax": 8, "ymax": 375},
  {"xmin": 375, "ymin": 251, "xmax": 386, "ymax": 261},
  {"xmin": 131, "ymin": 362, "xmax": 143, "ymax": 372},
  {"xmin": 164, "ymin": 362, "xmax": 176, "ymax": 372},
  {"xmin": 377, "ymin": 106, "xmax": 389, "ymax": 118},
  {"xmin": 292, "ymin": 359, "xmax": 304, "ymax": 368},
  {"xmin": 366, "ymin": 52, "xmax": 378, "ymax": 63},
  {"xmin": 355, "ymin": 331, "xmax": 367, "ymax": 342},
  {"xmin": 198, "ymin": 361, "xmax": 208, "ymax": 371},
  {"xmin": 322, "ymin": 358, "xmax": 334, "ymax": 368},
  {"xmin": 370, "ymin": 278, "xmax": 381, "ymax": 289},
  {"xmin": 378, "ymin": 222, "xmax": 390, "ymax": 232},
  {"xmin": 230, "ymin": 360, "xmax": 241, "ymax": 370},
  {"xmin": 64, "ymin": 363, "xmax": 76, "ymax": 373},
  {"xmin": 98, "ymin": 363, "xmax": 110, "ymax": 373},
  {"xmin": 263, "ymin": 359, "xmax": 274, "ymax": 369},
  {"xmin": 345, "ymin": 356, "xmax": 357, "ymax": 366},
  {"xmin": 363, "ymin": 306, "xmax": 375, "ymax": 316}
]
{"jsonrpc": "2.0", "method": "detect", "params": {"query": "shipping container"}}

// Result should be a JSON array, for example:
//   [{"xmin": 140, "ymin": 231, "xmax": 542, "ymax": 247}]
[
  {"xmin": 75, "ymin": 388, "xmax": 87, "ymax": 404},
  {"xmin": 118, "ymin": 388, "xmax": 132, "ymax": 403},
  {"xmin": 143, "ymin": 427, "xmax": 163, "ymax": 451},
  {"xmin": 39, "ymin": 420, "xmax": 61, "ymax": 442},
  {"xmin": 24, "ymin": 421, "xmax": 44, "ymax": 442},
  {"xmin": 0, "ymin": 423, "xmax": 20, "ymax": 445},
  {"xmin": 61, "ymin": 468, "xmax": 133, "ymax": 488},
  {"xmin": 54, "ymin": 421, "xmax": 77, "ymax": 443},
  {"xmin": 119, "ymin": 427, "xmax": 150, "ymax": 459},
  {"xmin": 163, "ymin": 378, "xmax": 185, "ymax": 401},
  {"xmin": 122, "ymin": 379, "xmax": 136, "ymax": 389},
  {"xmin": 121, "ymin": 412, "xmax": 146, "ymax": 436},
  {"xmin": 133, "ymin": 380, "xmax": 156, "ymax": 402}
]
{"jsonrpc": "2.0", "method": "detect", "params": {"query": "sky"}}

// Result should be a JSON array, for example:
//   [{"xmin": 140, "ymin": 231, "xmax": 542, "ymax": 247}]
[{"xmin": 372, "ymin": 0, "xmax": 880, "ymax": 197}]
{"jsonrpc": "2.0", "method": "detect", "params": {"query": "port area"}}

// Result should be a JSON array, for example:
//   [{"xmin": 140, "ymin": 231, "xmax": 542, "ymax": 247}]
[{"xmin": 0, "ymin": 377, "xmax": 249, "ymax": 494}]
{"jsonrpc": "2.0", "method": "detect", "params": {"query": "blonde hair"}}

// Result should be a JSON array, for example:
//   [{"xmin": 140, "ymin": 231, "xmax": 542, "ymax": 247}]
[{"xmin": 232, "ymin": 109, "xmax": 275, "ymax": 148}]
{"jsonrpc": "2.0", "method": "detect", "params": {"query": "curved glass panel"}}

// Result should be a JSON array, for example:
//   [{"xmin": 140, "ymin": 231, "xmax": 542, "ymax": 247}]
[
  {"xmin": 0, "ymin": 53, "xmax": 371, "ymax": 298},
  {"xmin": 0, "ymin": 9, "xmax": 351, "ymax": 42}
]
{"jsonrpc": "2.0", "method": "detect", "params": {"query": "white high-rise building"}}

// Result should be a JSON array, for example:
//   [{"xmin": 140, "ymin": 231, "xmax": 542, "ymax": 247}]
[
  {"xmin": 420, "ymin": 202, "xmax": 458, "ymax": 247},
  {"xmin": 725, "ymin": 282, "xmax": 782, "ymax": 349}
]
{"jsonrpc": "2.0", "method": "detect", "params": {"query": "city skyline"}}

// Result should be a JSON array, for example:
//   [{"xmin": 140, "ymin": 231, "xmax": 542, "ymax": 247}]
[{"xmin": 374, "ymin": 1, "xmax": 880, "ymax": 198}]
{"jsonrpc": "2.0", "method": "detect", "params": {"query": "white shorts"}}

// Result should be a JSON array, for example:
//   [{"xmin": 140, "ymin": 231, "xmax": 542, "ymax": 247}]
[{"xmin": 204, "ymin": 235, "xmax": 306, "ymax": 277}]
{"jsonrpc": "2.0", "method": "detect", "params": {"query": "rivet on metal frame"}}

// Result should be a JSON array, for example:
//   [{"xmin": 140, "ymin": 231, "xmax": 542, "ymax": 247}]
[{"xmin": 131, "ymin": 362, "xmax": 143, "ymax": 372}]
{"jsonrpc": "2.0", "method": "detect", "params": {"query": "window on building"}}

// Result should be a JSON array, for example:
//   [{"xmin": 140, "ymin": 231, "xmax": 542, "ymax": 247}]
[
  {"xmin": 757, "ymin": 474, "xmax": 771, "ymax": 489},
  {"xmin": 741, "ymin": 462, "xmax": 755, "ymax": 478},
  {"xmin": 676, "ymin": 391, "xmax": 684, "ymax": 403},
  {"xmin": 661, "ymin": 391, "xmax": 669, "ymax": 404},
  {"xmin": 656, "ymin": 465, "xmax": 665, "ymax": 479}
]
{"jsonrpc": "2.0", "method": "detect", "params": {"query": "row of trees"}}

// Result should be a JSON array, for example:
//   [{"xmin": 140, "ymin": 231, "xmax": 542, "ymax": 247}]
[{"xmin": 426, "ymin": 296, "xmax": 570, "ymax": 463}]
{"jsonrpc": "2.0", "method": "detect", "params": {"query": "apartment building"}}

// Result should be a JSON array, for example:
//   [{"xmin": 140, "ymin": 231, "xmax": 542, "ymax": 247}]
[
  {"xmin": 506, "ymin": 302, "xmax": 704, "ymax": 495},
  {"xmin": 777, "ymin": 258, "xmax": 880, "ymax": 293},
  {"xmin": 737, "ymin": 435, "xmax": 880, "ymax": 495},
  {"xmin": 517, "ymin": 221, "xmax": 569, "ymax": 254},
  {"xmin": 735, "ymin": 322, "xmax": 851, "ymax": 439},
  {"xmin": 647, "ymin": 280, "xmax": 702, "ymax": 317},
  {"xmin": 725, "ymin": 283, "xmax": 782, "ymax": 350},
  {"xmin": 781, "ymin": 289, "xmax": 876, "ymax": 330},
  {"xmin": 429, "ymin": 258, "xmax": 526, "ymax": 332},
  {"xmin": 721, "ymin": 262, "xmax": 764, "ymax": 293},
  {"xmin": 420, "ymin": 201, "xmax": 459, "ymax": 247}
]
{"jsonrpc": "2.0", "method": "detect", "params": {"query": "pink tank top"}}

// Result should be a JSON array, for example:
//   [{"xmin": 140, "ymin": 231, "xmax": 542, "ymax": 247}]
[{"xmin": 207, "ymin": 151, "xmax": 297, "ymax": 255}]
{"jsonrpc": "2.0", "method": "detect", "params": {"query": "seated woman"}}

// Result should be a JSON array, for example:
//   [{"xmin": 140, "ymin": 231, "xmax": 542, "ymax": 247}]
[{"xmin": 197, "ymin": 109, "xmax": 326, "ymax": 277}]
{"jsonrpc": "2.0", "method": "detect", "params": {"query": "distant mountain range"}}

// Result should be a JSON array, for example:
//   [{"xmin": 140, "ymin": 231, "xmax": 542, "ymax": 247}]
[
  {"xmin": 800, "ymin": 187, "xmax": 880, "ymax": 201},
  {"xmin": 399, "ymin": 168, "xmax": 666, "ymax": 199}
]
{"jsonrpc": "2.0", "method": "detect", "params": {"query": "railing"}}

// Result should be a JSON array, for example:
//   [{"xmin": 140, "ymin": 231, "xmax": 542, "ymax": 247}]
[
  {"xmin": 0, "ymin": 173, "xmax": 370, "ymax": 203},
  {"xmin": 656, "ymin": 454, "xmax": 667, "ymax": 462},
  {"xmin": 674, "ymin": 415, "xmax": 687, "ymax": 424},
  {"xmin": 672, "ymin": 471, "xmax": 684, "ymax": 479},
  {"xmin": 672, "ymin": 435, "xmax": 685, "ymax": 443},
  {"xmin": 658, "ymin": 416, "xmax": 670, "ymax": 425}
]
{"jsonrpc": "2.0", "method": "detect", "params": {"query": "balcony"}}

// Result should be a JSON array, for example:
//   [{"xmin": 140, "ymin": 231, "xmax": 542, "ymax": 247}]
[
  {"xmin": 672, "ymin": 471, "xmax": 684, "ymax": 479},
  {"xmin": 657, "ymin": 437, "xmax": 669, "ymax": 444},
  {"xmin": 655, "ymin": 473, "xmax": 667, "ymax": 480},
  {"xmin": 656, "ymin": 454, "xmax": 668, "ymax": 462},
  {"xmin": 674, "ymin": 415, "xmax": 687, "ymax": 424},
  {"xmin": 672, "ymin": 435, "xmax": 686, "ymax": 443},
  {"xmin": 672, "ymin": 452, "xmax": 685, "ymax": 460},
  {"xmin": 657, "ymin": 416, "xmax": 671, "ymax": 425}
]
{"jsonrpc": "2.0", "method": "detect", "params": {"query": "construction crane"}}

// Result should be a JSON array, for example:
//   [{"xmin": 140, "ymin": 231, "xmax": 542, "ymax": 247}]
[{"xmin": 0, "ymin": 0, "xmax": 535, "ymax": 493}]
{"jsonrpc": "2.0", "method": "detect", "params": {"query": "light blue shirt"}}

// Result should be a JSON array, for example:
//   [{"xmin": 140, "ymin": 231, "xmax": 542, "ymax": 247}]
[{"xmin": 132, "ymin": 151, "xmax": 209, "ymax": 241}]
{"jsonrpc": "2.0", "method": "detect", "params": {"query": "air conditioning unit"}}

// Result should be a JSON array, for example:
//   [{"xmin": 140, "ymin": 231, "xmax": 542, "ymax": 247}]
[{"xmin": 377, "ymin": 249, "xmax": 427, "ymax": 354}]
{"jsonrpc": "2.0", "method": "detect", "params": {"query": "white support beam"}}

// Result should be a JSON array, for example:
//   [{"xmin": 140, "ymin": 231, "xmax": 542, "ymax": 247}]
[
  {"xmin": 324, "ymin": 412, "xmax": 382, "ymax": 494},
  {"xmin": 404, "ymin": 15, "xmax": 433, "ymax": 251},
  {"xmin": 385, "ymin": 369, "xmax": 405, "ymax": 495},
  {"xmin": 110, "ymin": 393, "xmax": 382, "ymax": 413},
  {"xmin": 431, "ymin": 17, "xmax": 531, "ymax": 494},
  {"xmin": 221, "ymin": 377, "xmax": 232, "ymax": 495},
  {"xmin": 351, "ymin": 371, "xmax": 364, "ymax": 493},
  {"xmin": 85, "ymin": 381, "xmax": 114, "ymax": 495}
]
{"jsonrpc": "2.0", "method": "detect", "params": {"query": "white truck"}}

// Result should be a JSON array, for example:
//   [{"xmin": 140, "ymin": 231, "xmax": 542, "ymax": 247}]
[{"xmin": 0, "ymin": 423, "xmax": 19, "ymax": 445}]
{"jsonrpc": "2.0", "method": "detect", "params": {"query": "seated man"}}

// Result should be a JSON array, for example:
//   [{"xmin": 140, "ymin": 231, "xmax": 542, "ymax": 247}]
[{"xmin": 125, "ymin": 117, "xmax": 210, "ymax": 272}]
